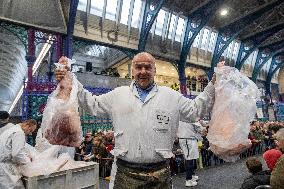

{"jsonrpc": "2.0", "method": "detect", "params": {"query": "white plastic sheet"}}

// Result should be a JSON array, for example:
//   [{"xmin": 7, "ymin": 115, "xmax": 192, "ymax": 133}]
[
  {"xmin": 20, "ymin": 146, "xmax": 92, "ymax": 177},
  {"xmin": 207, "ymin": 66, "xmax": 259, "ymax": 162}
]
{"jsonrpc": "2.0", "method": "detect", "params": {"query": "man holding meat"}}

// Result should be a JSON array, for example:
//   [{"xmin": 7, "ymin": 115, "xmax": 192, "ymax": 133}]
[{"xmin": 55, "ymin": 52, "xmax": 218, "ymax": 189}]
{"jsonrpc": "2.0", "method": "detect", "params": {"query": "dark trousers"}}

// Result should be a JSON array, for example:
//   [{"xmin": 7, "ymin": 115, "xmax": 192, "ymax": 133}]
[
  {"xmin": 113, "ymin": 159, "xmax": 172, "ymax": 189},
  {"xmin": 186, "ymin": 159, "xmax": 197, "ymax": 180}
]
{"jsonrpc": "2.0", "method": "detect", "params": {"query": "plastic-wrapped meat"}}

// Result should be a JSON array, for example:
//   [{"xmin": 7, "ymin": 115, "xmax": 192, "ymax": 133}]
[
  {"xmin": 45, "ymin": 110, "xmax": 81, "ymax": 147},
  {"xmin": 207, "ymin": 66, "xmax": 259, "ymax": 162},
  {"xmin": 42, "ymin": 60, "xmax": 82, "ymax": 147}
]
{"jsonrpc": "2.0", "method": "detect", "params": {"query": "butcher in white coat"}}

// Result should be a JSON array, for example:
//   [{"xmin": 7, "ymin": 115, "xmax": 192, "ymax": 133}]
[
  {"xmin": 55, "ymin": 52, "xmax": 219, "ymax": 189},
  {"xmin": 0, "ymin": 114, "xmax": 37, "ymax": 189}
]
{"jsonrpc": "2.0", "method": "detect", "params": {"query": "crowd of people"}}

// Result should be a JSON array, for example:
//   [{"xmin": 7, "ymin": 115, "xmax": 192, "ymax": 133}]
[
  {"xmin": 169, "ymin": 120, "xmax": 284, "ymax": 188},
  {"xmin": 71, "ymin": 119, "xmax": 284, "ymax": 188},
  {"xmin": 74, "ymin": 130, "xmax": 115, "ymax": 178}
]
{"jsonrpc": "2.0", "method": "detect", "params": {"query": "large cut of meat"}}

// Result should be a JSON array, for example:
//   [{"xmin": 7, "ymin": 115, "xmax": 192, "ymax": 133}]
[
  {"xmin": 42, "ymin": 67, "xmax": 82, "ymax": 147},
  {"xmin": 207, "ymin": 66, "xmax": 258, "ymax": 162}
]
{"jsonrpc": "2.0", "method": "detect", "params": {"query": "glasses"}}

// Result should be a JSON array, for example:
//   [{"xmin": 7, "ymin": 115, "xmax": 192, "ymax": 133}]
[{"xmin": 85, "ymin": 135, "xmax": 92, "ymax": 138}]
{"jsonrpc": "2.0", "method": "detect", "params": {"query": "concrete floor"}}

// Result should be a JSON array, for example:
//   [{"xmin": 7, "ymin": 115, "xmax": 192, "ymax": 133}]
[{"xmin": 99, "ymin": 156, "xmax": 267, "ymax": 189}]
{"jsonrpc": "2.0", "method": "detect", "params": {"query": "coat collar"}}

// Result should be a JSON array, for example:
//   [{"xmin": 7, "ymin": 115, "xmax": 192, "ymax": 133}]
[{"xmin": 130, "ymin": 81, "xmax": 158, "ymax": 104}]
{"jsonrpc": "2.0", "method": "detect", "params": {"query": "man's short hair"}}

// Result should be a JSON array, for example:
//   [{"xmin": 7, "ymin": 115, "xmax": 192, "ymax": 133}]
[
  {"xmin": 246, "ymin": 157, "xmax": 263, "ymax": 174},
  {"xmin": 132, "ymin": 52, "xmax": 156, "ymax": 64},
  {"xmin": 276, "ymin": 128, "xmax": 284, "ymax": 141},
  {"xmin": 0, "ymin": 111, "xmax": 9, "ymax": 120}
]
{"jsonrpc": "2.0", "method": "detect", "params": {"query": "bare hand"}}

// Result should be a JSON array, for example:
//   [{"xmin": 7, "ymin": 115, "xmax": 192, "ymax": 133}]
[
  {"xmin": 55, "ymin": 56, "xmax": 70, "ymax": 82},
  {"xmin": 212, "ymin": 61, "xmax": 225, "ymax": 84},
  {"xmin": 55, "ymin": 68, "xmax": 68, "ymax": 82}
]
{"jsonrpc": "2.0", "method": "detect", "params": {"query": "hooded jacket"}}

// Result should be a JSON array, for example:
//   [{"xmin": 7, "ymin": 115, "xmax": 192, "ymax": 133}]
[{"xmin": 240, "ymin": 170, "xmax": 271, "ymax": 189}]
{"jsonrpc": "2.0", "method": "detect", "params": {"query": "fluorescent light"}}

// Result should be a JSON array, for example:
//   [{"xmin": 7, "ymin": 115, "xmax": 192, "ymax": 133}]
[
  {"xmin": 220, "ymin": 9, "xmax": 228, "ymax": 16},
  {"xmin": 32, "ymin": 36, "xmax": 53, "ymax": 75},
  {"xmin": 8, "ymin": 85, "xmax": 24, "ymax": 113},
  {"xmin": 9, "ymin": 36, "xmax": 52, "ymax": 114}
]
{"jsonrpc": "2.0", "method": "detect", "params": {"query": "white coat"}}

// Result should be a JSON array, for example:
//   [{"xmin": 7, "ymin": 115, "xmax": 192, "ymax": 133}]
[
  {"xmin": 0, "ymin": 123, "xmax": 31, "ymax": 189},
  {"xmin": 77, "ymin": 80, "xmax": 215, "ymax": 163},
  {"xmin": 177, "ymin": 121, "xmax": 203, "ymax": 160}
]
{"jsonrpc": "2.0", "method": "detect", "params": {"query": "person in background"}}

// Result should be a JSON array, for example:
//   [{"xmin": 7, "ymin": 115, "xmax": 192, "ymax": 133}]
[
  {"xmin": 270, "ymin": 128, "xmax": 284, "ymax": 189},
  {"xmin": 178, "ymin": 120, "xmax": 204, "ymax": 187},
  {"xmin": 55, "ymin": 52, "xmax": 219, "ymax": 189},
  {"xmin": 200, "ymin": 127, "xmax": 212, "ymax": 167},
  {"xmin": 240, "ymin": 157, "xmax": 270, "ymax": 189},
  {"xmin": 92, "ymin": 136, "xmax": 108, "ymax": 161},
  {"xmin": 171, "ymin": 138, "xmax": 184, "ymax": 176},
  {"xmin": 0, "ymin": 116, "xmax": 37, "ymax": 189},
  {"xmin": 76, "ymin": 132, "xmax": 94, "ymax": 161},
  {"xmin": 105, "ymin": 130, "xmax": 114, "ymax": 154}
]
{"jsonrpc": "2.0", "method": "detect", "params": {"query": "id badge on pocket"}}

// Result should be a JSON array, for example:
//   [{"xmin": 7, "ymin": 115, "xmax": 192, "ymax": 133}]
[{"xmin": 153, "ymin": 110, "xmax": 171, "ymax": 133}]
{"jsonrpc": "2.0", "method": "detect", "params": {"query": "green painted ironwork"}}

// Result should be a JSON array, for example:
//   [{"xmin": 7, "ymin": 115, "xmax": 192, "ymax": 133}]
[
  {"xmin": 0, "ymin": 22, "xmax": 28, "ymax": 51},
  {"xmin": 25, "ymin": 93, "xmax": 113, "ymax": 134}
]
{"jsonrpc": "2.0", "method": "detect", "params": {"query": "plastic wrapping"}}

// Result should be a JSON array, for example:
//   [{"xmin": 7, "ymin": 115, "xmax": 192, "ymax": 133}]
[
  {"xmin": 207, "ymin": 66, "xmax": 259, "ymax": 162},
  {"xmin": 20, "ymin": 146, "xmax": 92, "ymax": 177},
  {"xmin": 20, "ymin": 146, "xmax": 66, "ymax": 177},
  {"xmin": 42, "ymin": 59, "xmax": 82, "ymax": 147}
]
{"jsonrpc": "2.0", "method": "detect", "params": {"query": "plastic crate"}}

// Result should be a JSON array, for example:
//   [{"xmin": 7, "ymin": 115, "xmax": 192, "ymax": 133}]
[{"xmin": 23, "ymin": 162, "xmax": 99, "ymax": 189}]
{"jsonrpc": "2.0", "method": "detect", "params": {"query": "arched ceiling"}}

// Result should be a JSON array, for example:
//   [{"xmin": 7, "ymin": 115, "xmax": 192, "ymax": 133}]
[{"xmin": 0, "ymin": 0, "xmax": 283, "ymax": 111}]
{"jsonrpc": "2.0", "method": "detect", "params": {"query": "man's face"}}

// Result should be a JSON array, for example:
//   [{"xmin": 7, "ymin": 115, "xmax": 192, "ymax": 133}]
[
  {"xmin": 85, "ymin": 135, "xmax": 92, "ymax": 142},
  {"xmin": 132, "ymin": 61, "xmax": 156, "ymax": 89}
]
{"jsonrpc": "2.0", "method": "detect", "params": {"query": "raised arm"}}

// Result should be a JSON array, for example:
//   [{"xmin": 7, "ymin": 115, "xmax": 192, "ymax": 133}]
[
  {"xmin": 77, "ymin": 82, "xmax": 113, "ymax": 117},
  {"xmin": 179, "ymin": 81, "xmax": 215, "ymax": 123},
  {"xmin": 55, "ymin": 56, "xmax": 112, "ymax": 117}
]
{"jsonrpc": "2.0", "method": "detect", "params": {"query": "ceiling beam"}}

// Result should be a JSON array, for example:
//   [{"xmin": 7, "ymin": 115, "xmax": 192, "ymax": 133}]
[
  {"xmin": 265, "ymin": 51, "xmax": 284, "ymax": 95},
  {"xmin": 235, "ymin": 22, "xmax": 284, "ymax": 70},
  {"xmin": 209, "ymin": 0, "xmax": 284, "ymax": 78},
  {"xmin": 252, "ymin": 39, "xmax": 284, "ymax": 82}
]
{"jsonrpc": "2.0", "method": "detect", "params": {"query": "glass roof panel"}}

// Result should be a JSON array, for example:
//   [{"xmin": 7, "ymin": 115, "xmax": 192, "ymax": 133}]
[
  {"xmin": 175, "ymin": 17, "xmax": 185, "ymax": 42},
  {"xmin": 131, "ymin": 0, "xmax": 142, "ymax": 28},
  {"xmin": 120, "ymin": 0, "xmax": 131, "ymax": 25}
]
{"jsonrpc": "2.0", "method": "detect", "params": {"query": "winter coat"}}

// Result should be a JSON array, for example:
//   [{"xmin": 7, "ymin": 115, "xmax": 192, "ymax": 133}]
[{"xmin": 240, "ymin": 170, "xmax": 271, "ymax": 189}]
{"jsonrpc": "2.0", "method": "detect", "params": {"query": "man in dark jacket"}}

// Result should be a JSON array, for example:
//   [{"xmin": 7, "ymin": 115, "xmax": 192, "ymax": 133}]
[{"xmin": 240, "ymin": 157, "xmax": 270, "ymax": 189}]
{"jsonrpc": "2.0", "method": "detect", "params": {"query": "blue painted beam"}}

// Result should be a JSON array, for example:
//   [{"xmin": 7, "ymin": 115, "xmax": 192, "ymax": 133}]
[
  {"xmin": 209, "ymin": 0, "xmax": 284, "ymax": 79},
  {"xmin": 252, "ymin": 39, "xmax": 284, "ymax": 82},
  {"xmin": 235, "ymin": 22, "xmax": 284, "ymax": 70},
  {"xmin": 138, "ymin": 0, "xmax": 165, "ymax": 51},
  {"xmin": 265, "ymin": 51, "xmax": 284, "ymax": 95},
  {"xmin": 177, "ymin": 0, "xmax": 225, "ymax": 94},
  {"xmin": 63, "ymin": 0, "xmax": 79, "ymax": 58}
]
